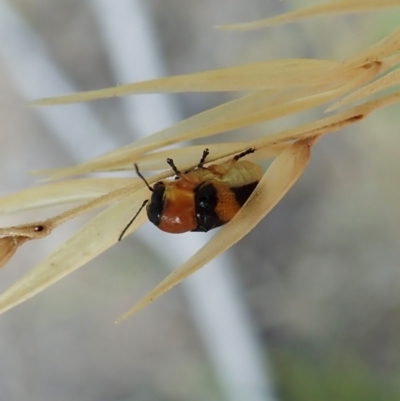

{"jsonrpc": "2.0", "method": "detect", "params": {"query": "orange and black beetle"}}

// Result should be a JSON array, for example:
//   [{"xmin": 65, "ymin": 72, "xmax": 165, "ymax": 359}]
[{"xmin": 118, "ymin": 148, "xmax": 262, "ymax": 241}]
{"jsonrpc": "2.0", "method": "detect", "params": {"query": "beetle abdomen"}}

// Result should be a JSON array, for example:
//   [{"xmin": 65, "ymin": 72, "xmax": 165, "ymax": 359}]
[{"xmin": 215, "ymin": 161, "xmax": 262, "ymax": 187}]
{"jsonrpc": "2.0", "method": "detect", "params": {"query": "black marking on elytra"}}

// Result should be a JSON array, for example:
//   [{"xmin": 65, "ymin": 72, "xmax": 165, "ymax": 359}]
[
  {"xmin": 146, "ymin": 183, "xmax": 166, "ymax": 227},
  {"xmin": 231, "ymin": 182, "xmax": 258, "ymax": 207},
  {"xmin": 192, "ymin": 183, "xmax": 224, "ymax": 232}
]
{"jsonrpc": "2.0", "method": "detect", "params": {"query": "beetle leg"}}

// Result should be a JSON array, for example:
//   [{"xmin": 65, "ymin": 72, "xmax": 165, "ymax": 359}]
[
  {"xmin": 209, "ymin": 147, "xmax": 256, "ymax": 175},
  {"xmin": 166, "ymin": 157, "xmax": 181, "ymax": 178},
  {"xmin": 118, "ymin": 199, "xmax": 149, "ymax": 241},
  {"xmin": 182, "ymin": 148, "xmax": 210, "ymax": 174},
  {"xmin": 225, "ymin": 147, "xmax": 256, "ymax": 170},
  {"xmin": 233, "ymin": 147, "xmax": 255, "ymax": 162},
  {"xmin": 134, "ymin": 163, "xmax": 154, "ymax": 192},
  {"xmin": 197, "ymin": 148, "xmax": 210, "ymax": 168}
]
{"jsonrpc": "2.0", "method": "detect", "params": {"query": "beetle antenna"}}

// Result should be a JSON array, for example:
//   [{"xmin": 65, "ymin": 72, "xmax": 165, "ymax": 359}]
[
  {"xmin": 118, "ymin": 199, "xmax": 149, "ymax": 241},
  {"xmin": 166, "ymin": 158, "xmax": 181, "ymax": 177},
  {"xmin": 198, "ymin": 148, "xmax": 210, "ymax": 168},
  {"xmin": 135, "ymin": 163, "xmax": 153, "ymax": 192},
  {"xmin": 233, "ymin": 147, "xmax": 255, "ymax": 162}
]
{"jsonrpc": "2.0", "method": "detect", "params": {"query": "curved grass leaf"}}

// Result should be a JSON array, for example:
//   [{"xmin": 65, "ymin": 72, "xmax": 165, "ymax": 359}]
[
  {"xmin": 31, "ymin": 59, "xmax": 340, "ymax": 106},
  {"xmin": 0, "ymin": 178, "xmax": 136, "ymax": 214},
  {"xmin": 0, "ymin": 189, "xmax": 148, "ymax": 315}
]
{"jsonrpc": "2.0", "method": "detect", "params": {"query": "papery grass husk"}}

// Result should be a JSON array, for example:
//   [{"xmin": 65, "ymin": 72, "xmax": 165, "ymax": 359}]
[
  {"xmin": 0, "ymin": 192, "xmax": 148, "ymax": 312},
  {"xmin": 0, "ymin": 178, "xmax": 136, "ymax": 214},
  {"xmin": 30, "ymin": 59, "xmax": 344, "ymax": 106},
  {"xmin": 0, "ymin": 236, "xmax": 29, "ymax": 269},
  {"xmin": 34, "ymin": 142, "xmax": 288, "ymax": 180},
  {"xmin": 32, "ymin": 62, "xmax": 386, "ymax": 181},
  {"xmin": 28, "ymin": 28, "xmax": 400, "ymax": 182},
  {"xmin": 1, "ymin": 3, "xmax": 400, "ymax": 318},
  {"xmin": 327, "ymin": 68, "xmax": 400, "ymax": 111}
]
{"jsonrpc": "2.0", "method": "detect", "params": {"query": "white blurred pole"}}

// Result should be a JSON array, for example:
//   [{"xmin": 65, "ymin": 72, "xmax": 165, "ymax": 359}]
[
  {"xmin": 0, "ymin": 0, "xmax": 114, "ymax": 159},
  {"xmin": 91, "ymin": 1, "xmax": 276, "ymax": 400}
]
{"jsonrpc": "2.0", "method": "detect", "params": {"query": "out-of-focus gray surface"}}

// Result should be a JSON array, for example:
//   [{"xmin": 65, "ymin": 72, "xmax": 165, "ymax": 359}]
[{"xmin": 1, "ymin": 0, "xmax": 400, "ymax": 400}]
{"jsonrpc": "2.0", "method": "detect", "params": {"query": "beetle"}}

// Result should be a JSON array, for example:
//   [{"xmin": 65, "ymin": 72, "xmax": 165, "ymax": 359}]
[{"xmin": 118, "ymin": 148, "xmax": 262, "ymax": 241}]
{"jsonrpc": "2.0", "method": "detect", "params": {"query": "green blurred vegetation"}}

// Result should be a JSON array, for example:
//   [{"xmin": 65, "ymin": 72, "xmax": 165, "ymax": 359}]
[{"xmin": 273, "ymin": 347, "xmax": 400, "ymax": 401}]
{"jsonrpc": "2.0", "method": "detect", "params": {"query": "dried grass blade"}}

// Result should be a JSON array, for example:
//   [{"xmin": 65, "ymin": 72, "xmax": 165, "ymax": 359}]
[
  {"xmin": 38, "ymin": 81, "xmax": 358, "ymax": 180},
  {"xmin": 253, "ymin": 91, "xmax": 400, "ymax": 147},
  {"xmin": 0, "ymin": 190, "xmax": 148, "ymax": 316},
  {"xmin": 0, "ymin": 237, "xmax": 29, "ymax": 269},
  {"xmin": 327, "ymin": 69, "xmax": 400, "ymax": 111},
  {"xmin": 31, "ymin": 59, "xmax": 339, "ymax": 106},
  {"xmin": 341, "ymin": 28, "xmax": 400, "ymax": 70},
  {"xmin": 32, "ymin": 90, "xmax": 279, "ymax": 179},
  {"xmin": 135, "ymin": 143, "xmax": 284, "ymax": 169},
  {"xmin": 117, "ymin": 139, "xmax": 312, "ymax": 322},
  {"xmin": 39, "ymin": 142, "xmax": 269, "ymax": 179},
  {"xmin": 0, "ymin": 178, "xmax": 135, "ymax": 214},
  {"xmin": 217, "ymin": 0, "xmax": 400, "ymax": 31},
  {"xmin": 106, "ymin": 64, "xmax": 377, "ymax": 151},
  {"xmin": 40, "ymin": 61, "xmax": 379, "ymax": 181}
]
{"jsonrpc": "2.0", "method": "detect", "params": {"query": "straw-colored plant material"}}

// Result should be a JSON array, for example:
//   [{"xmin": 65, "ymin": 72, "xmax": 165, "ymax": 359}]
[
  {"xmin": 0, "ymin": 236, "xmax": 29, "ymax": 269},
  {"xmin": 217, "ymin": 0, "xmax": 400, "ymax": 31},
  {"xmin": 1, "ymin": 2, "xmax": 400, "ymax": 318},
  {"xmin": 0, "ymin": 177, "xmax": 159, "ymax": 274},
  {"xmin": 35, "ymin": 142, "xmax": 287, "ymax": 180},
  {"xmin": 35, "ymin": 62, "xmax": 383, "ymax": 181},
  {"xmin": 31, "ymin": 59, "xmax": 343, "ymax": 106},
  {"xmin": 340, "ymin": 29, "xmax": 400, "ymax": 71},
  {"xmin": 0, "ymin": 178, "xmax": 135, "ymax": 214},
  {"xmin": 328, "ymin": 68, "xmax": 400, "ymax": 111},
  {"xmin": 0, "ymin": 222, "xmax": 54, "ymax": 269},
  {"xmin": 0, "ymin": 192, "xmax": 148, "ymax": 314}
]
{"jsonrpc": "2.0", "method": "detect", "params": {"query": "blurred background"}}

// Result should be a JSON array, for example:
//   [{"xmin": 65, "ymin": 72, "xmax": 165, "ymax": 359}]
[{"xmin": 1, "ymin": 0, "xmax": 400, "ymax": 400}]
